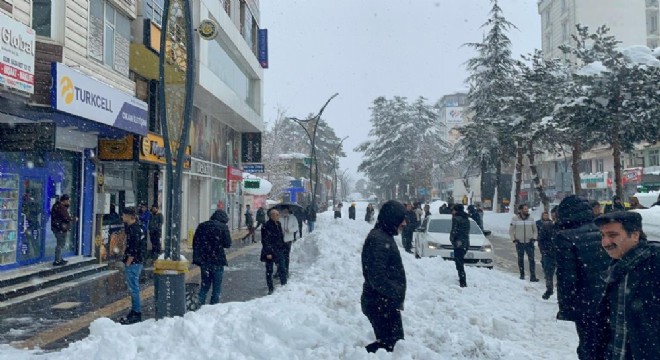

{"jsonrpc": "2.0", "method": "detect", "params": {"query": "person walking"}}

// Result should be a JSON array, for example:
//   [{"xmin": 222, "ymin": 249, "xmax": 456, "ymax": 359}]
[
  {"xmin": 361, "ymin": 200, "xmax": 407, "ymax": 353},
  {"xmin": 244, "ymin": 204, "xmax": 256, "ymax": 243},
  {"xmin": 261, "ymin": 209, "xmax": 287, "ymax": 294},
  {"xmin": 554, "ymin": 195, "xmax": 610, "ymax": 360},
  {"xmin": 280, "ymin": 208, "xmax": 298, "ymax": 278},
  {"xmin": 365, "ymin": 203, "xmax": 375, "ymax": 223},
  {"xmin": 593, "ymin": 211, "xmax": 660, "ymax": 360},
  {"xmin": 334, "ymin": 203, "xmax": 343, "ymax": 219},
  {"xmin": 450, "ymin": 204, "xmax": 470, "ymax": 287},
  {"xmin": 50, "ymin": 194, "xmax": 78, "ymax": 266},
  {"xmin": 294, "ymin": 206, "xmax": 305, "ymax": 239},
  {"xmin": 255, "ymin": 206, "xmax": 267, "ymax": 230},
  {"xmin": 349, "ymin": 203, "xmax": 356, "ymax": 220},
  {"xmin": 509, "ymin": 204, "xmax": 539, "ymax": 281},
  {"xmin": 148, "ymin": 204, "xmax": 163, "ymax": 259},
  {"xmin": 536, "ymin": 211, "xmax": 557, "ymax": 300},
  {"xmin": 192, "ymin": 209, "xmax": 232, "ymax": 305},
  {"xmin": 119, "ymin": 207, "xmax": 147, "ymax": 324},
  {"xmin": 402, "ymin": 203, "xmax": 418, "ymax": 254},
  {"xmin": 305, "ymin": 203, "xmax": 317, "ymax": 233}
]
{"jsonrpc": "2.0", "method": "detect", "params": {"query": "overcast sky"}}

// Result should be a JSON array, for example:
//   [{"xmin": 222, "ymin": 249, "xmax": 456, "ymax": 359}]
[{"xmin": 261, "ymin": 0, "xmax": 541, "ymax": 182}]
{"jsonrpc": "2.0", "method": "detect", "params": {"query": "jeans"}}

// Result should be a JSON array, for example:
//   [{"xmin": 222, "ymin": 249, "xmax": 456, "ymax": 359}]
[
  {"xmin": 124, "ymin": 264, "xmax": 143, "ymax": 312},
  {"xmin": 307, "ymin": 221, "xmax": 315, "ymax": 233},
  {"xmin": 541, "ymin": 254, "xmax": 557, "ymax": 291},
  {"xmin": 515, "ymin": 242, "xmax": 537, "ymax": 278},
  {"xmin": 198, "ymin": 265, "xmax": 225, "ymax": 305},
  {"xmin": 265, "ymin": 252, "xmax": 287, "ymax": 292},
  {"xmin": 453, "ymin": 247, "xmax": 467, "ymax": 287},
  {"xmin": 54, "ymin": 231, "xmax": 67, "ymax": 262}
]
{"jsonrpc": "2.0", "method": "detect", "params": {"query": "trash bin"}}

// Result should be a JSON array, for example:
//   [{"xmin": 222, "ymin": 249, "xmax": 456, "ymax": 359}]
[{"xmin": 153, "ymin": 259, "xmax": 189, "ymax": 319}]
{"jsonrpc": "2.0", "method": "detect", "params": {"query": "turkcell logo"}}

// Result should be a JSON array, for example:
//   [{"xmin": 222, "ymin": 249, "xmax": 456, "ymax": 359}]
[{"xmin": 60, "ymin": 76, "xmax": 74, "ymax": 104}]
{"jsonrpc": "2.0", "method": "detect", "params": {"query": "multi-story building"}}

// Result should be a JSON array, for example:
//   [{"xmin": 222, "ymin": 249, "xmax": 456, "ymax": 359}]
[{"xmin": 437, "ymin": 92, "xmax": 466, "ymax": 144}]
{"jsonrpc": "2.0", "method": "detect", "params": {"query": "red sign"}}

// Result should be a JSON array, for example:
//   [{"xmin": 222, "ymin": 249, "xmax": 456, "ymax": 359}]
[
  {"xmin": 227, "ymin": 166, "xmax": 243, "ymax": 181},
  {"xmin": 623, "ymin": 168, "xmax": 643, "ymax": 185}
]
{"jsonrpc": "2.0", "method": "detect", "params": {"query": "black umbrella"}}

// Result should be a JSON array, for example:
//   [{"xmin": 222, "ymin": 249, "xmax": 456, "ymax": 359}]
[{"xmin": 269, "ymin": 202, "xmax": 304, "ymax": 214}]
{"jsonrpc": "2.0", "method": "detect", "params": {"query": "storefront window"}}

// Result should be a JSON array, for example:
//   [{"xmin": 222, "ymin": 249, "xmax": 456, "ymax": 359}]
[{"xmin": 211, "ymin": 178, "xmax": 227, "ymax": 212}]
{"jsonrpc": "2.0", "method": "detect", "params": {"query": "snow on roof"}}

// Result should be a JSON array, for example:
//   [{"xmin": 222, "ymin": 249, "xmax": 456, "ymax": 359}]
[
  {"xmin": 278, "ymin": 153, "xmax": 307, "ymax": 160},
  {"xmin": 619, "ymin": 45, "xmax": 660, "ymax": 67},
  {"xmin": 242, "ymin": 172, "xmax": 273, "ymax": 196}
]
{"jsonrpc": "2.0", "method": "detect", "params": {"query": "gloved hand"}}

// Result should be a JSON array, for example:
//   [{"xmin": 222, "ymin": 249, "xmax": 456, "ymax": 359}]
[{"xmin": 513, "ymin": 240, "xmax": 520, "ymax": 244}]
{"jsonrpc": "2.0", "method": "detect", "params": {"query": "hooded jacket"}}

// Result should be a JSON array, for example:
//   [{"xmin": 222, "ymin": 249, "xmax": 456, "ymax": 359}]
[
  {"xmin": 450, "ymin": 208, "xmax": 471, "ymax": 250},
  {"xmin": 261, "ymin": 218, "xmax": 285, "ymax": 262},
  {"xmin": 192, "ymin": 210, "xmax": 232, "ymax": 267},
  {"xmin": 361, "ymin": 200, "xmax": 407, "ymax": 313},
  {"xmin": 554, "ymin": 195, "xmax": 610, "ymax": 322}
]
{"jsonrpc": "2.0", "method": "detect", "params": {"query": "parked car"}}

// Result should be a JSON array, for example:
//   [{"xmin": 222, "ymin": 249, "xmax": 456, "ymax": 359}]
[{"xmin": 413, "ymin": 214, "xmax": 494, "ymax": 268}]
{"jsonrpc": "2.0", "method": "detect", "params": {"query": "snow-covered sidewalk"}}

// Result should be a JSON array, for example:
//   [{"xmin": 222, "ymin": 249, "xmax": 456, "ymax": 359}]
[{"xmin": 2, "ymin": 211, "xmax": 579, "ymax": 359}]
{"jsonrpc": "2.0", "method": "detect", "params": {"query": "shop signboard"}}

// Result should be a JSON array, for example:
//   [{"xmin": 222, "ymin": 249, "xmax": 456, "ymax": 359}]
[
  {"xmin": 51, "ymin": 63, "xmax": 148, "ymax": 135},
  {"xmin": 623, "ymin": 167, "xmax": 643, "ymax": 185},
  {"xmin": 243, "ymin": 163, "xmax": 265, "ymax": 173},
  {"xmin": 445, "ymin": 107, "xmax": 464, "ymax": 125},
  {"xmin": 241, "ymin": 132, "xmax": 262, "ymax": 163},
  {"xmin": 138, "ymin": 133, "xmax": 191, "ymax": 169},
  {"xmin": 0, "ymin": 12, "xmax": 35, "ymax": 94},
  {"xmin": 580, "ymin": 172, "xmax": 608, "ymax": 189},
  {"xmin": 98, "ymin": 135, "xmax": 135, "ymax": 160},
  {"xmin": 0, "ymin": 123, "xmax": 55, "ymax": 151}
]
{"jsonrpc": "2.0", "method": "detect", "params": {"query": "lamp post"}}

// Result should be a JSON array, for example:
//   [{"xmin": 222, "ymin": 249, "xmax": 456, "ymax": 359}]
[
  {"xmin": 332, "ymin": 136, "xmax": 349, "ymax": 207},
  {"xmin": 286, "ymin": 93, "xmax": 338, "ymax": 210}
]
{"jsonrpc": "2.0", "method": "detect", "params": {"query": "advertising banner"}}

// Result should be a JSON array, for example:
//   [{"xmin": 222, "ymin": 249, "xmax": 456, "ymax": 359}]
[
  {"xmin": 0, "ymin": 12, "xmax": 35, "ymax": 94},
  {"xmin": 445, "ymin": 107, "xmax": 464, "ymax": 125},
  {"xmin": 258, "ymin": 29, "xmax": 268, "ymax": 69},
  {"xmin": 51, "ymin": 63, "xmax": 148, "ymax": 135},
  {"xmin": 580, "ymin": 172, "xmax": 608, "ymax": 189},
  {"xmin": 241, "ymin": 132, "xmax": 262, "ymax": 163}
]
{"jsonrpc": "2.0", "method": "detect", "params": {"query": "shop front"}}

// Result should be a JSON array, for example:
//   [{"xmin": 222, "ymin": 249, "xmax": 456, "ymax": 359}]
[
  {"xmin": 580, "ymin": 172, "xmax": 612, "ymax": 200},
  {"xmin": 182, "ymin": 159, "xmax": 226, "ymax": 242}
]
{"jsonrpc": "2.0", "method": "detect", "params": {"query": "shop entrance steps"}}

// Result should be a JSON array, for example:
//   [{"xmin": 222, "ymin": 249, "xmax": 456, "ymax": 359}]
[{"xmin": 0, "ymin": 257, "xmax": 113, "ymax": 307}]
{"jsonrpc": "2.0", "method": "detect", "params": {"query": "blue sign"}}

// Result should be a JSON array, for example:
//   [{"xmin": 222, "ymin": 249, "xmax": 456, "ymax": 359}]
[
  {"xmin": 418, "ymin": 188, "xmax": 427, "ymax": 196},
  {"xmin": 243, "ymin": 163, "xmax": 265, "ymax": 173},
  {"xmin": 289, "ymin": 179, "xmax": 303, "ymax": 188},
  {"xmin": 258, "ymin": 29, "xmax": 268, "ymax": 69}
]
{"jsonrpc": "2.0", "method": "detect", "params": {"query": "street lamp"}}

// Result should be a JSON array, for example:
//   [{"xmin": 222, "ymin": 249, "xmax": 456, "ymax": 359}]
[
  {"xmin": 332, "ymin": 136, "xmax": 349, "ymax": 207},
  {"xmin": 286, "ymin": 93, "xmax": 338, "ymax": 210}
]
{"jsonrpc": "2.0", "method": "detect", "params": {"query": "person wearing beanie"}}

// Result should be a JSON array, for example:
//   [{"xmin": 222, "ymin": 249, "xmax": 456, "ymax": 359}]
[
  {"xmin": 554, "ymin": 195, "xmax": 610, "ymax": 360},
  {"xmin": 361, "ymin": 200, "xmax": 407, "ymax": 353},
  {"xmin": 192, "ymin": 210, "xmax": 232, "ymax": 305},
  {"xmin": 593, "ymin": 211, "xmax": 660, "ymax": 359},
  {"xmin": 450, "ymin": 204, "xmax": 470, "ymax": 287}
]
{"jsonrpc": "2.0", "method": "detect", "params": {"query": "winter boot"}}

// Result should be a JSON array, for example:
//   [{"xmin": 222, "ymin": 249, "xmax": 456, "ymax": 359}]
[
  {"xmin": 530, "ymin": 276, "xmax": 540, "ymax": 282},
  {"xmin": 119, "ymin": 310, "xmax": 142, "ymax": 325},
  {"xmin": 365, "ymin": 342, "xmax": 380, "ymax": 353},
  {"xmin": 542, "ymin": 290, "xmax": 553, "ymax": 300}
]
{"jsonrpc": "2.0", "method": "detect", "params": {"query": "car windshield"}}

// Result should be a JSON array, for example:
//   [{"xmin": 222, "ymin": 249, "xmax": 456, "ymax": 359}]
[{"xmin": 427, "ymin": 219, "xmax": 483, "ymax": 235}]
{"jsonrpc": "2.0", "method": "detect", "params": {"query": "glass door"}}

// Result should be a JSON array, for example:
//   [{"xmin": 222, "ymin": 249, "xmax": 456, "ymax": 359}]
[
  {"xmin": 0, "ymin": 174, "xmax": 19, "ymax": 266},
  {"xmin": 18, "ymin": 177, "xmax": 45, "ymax": 263}
]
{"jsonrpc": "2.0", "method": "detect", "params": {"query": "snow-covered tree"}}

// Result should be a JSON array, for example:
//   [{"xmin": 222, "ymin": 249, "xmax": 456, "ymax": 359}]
[{"xmin": 463, "ymin": 0, "xmax": 518, "ymax": 212}]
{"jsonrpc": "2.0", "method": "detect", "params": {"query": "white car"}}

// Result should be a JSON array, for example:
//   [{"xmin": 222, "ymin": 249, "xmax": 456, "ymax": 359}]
[{"xmin": 413, "ymin": 214, "xmax": 494, "ymax": 268}]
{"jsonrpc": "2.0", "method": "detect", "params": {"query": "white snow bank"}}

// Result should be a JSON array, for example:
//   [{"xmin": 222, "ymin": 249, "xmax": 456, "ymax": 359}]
[
  {"xmin": 619, "ymin": 45, "xmax": 660, "ymax": 67},
  {"xmin": 3, "ymin": 210, "xmax": 578, "ymax": 360}
]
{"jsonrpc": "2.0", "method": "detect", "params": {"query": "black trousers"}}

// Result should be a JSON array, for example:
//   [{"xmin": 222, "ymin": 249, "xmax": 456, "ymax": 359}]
[
  {"xmin": 402, "ymin": 232, "xmax": 413, "ymax": 252},
  {"xmin": 453, "ymin": 247, "xmax": 467, "ymax": 287},
  {"xmin": 575, "ymin": 316, "xmax": 606, "ymax": 360},
  {"xmin": 265, "ymin": 254, "xmax": 287, "ymax": 292},
  {"xmin": 149, "ymin": 231, "xmax": 161, "ymax": 256},
  {"xmin": 515, "ymin": 242, "xmax": 536, "ymax": 278},
  {"xmin": 362, "ymin": 302, "xmax": 404, "ymax": 347},
  {"xmin": 541, "ymin": 254, "xmax": 556, "ymax": 291}
]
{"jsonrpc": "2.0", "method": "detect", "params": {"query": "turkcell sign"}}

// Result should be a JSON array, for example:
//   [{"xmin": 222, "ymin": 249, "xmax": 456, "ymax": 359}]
[{"xmin": 51, "ymin": 63, "xmax": 148, "ymax": 135}]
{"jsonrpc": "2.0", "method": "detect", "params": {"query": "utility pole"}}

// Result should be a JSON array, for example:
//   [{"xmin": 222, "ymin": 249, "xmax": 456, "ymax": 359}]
[{"xmin": 286, "ymin": 93, "xmax": 338, "ymax": 210}]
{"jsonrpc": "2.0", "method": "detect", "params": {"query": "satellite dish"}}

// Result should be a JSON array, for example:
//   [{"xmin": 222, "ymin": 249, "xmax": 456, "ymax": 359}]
[{"xmin": 197, "ymin": 19, "xmax": 219, "ymax": 40}]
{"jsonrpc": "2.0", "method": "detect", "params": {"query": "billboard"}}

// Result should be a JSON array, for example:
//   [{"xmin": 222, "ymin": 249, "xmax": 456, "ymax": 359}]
[
  {"xmin": 445, "ymin": 107, "xmax": 464, "ymax": 125},
  {"xmin": 0, "ymin": 12, "xmax": 36, "ymax": 94}
]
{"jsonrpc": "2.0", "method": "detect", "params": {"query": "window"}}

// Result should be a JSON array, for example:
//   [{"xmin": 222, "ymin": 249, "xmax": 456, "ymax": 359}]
[
  {"xmin": 544, "ymin": 10, "xmax": 550, "ymax": 25},
  {"xmin": 562, "ymin": 21, "xmax": 569, "ymax": 41},
  {"xmin": 596, "ymin": 159, "xmax": 604, "ymax": 172},
  {"xmin": 650, "ymin": 149, "xmax": 660, "ymax": 167},
  {"xmin": 427, "ymin": 219, "xmax": 483, "ymax": 235},
  {"xmin": 223, "ymin": 0, "xmax": 231, "ymax": 16},
  {"xmin": 579, "ymin": 159, "xmax": 592, "ymax": 173},
  {"xmin": 144, "ymin": 0, "xmax": 164, "ymax": 27},
  {"xmin": 32, "ymin": 0, "xmax": 64, "ymax": 39},
  {"xmin": 545, "ymin": 33, "xmax": 552, "ymax": 53},
  {"xmin": 648, "ymin": 10, "xmax": 659, "ymax": 35},
  {"xmin": 89, "ymin": 0, "xmax": 130, "ymax": 75},
  {"xmin": 648, "ymin": 0, "xmax": 659, "ymax": 8}
]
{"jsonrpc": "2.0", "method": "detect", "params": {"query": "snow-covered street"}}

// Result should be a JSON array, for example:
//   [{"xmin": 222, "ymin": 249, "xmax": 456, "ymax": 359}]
[{"xmin": 2, "ymin": 209, "xmax": 579, "ymax": 360}]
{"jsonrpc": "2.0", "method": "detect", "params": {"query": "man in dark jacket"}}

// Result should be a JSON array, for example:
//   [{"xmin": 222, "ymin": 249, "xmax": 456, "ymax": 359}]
[
  {"xmin": 361, "ymin": 200, "xmax": 407, "ymax": 353},
  {"xmin": 593, "ymin": 211, "xmax": 660, "ymax": 360},
  {"xmin": 536, "ymin": 211, "xmax": 557, "ymax": 300},
  {"xmin": 50, "ymin": 194, "xmax": 78, "ymax": 266},
  {"xmin": 244, "ymin": 205, "xmax": 256, "ymax": 243},
  {"xmin": 261, "ymin": 209, "xmax": 287, "ymax": 294},
  {"xmin": 119, "ymin": 207, "xmax": 147, "ymax": 324},
  {"xmin": 554, "ymin": 195, "xmax": 611, "ymax": 360},
  {"xmin": 604, "ymin": 195, "xmax": 625, "ymax": 213},
  {"xmin": 348, "ymin": 203, "xmax": 356, "ymax": 220},
  {"xmin": 255, "ymin": 207, "xmax": 267, "ymax": 230},
  {"xmin": 305, "ymin": 203, "xmax": 317, "ymax": 233},
  {"xmin": 450, "ymin": 204, "xmax": 470, "ymax": 287},
  {"xmin": 192, "ymin": 210, "xmax": 232, "ymax": 305},
  {"xmin": 148, "ymin": 204, "xmax": 163, "ymax": 259},
  {"xmin": 402, "ymin": 203, "xmax": 418, "ymax": 254},
  {"xmin": 467, "ymin": 205, "xmax": 483, "ymax": 230}
]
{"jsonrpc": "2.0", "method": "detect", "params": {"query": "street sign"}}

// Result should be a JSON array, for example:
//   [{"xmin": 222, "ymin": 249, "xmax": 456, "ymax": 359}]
[
  {"xmin": 244, "ymin": 179, "xmax": 260, "ymax": 189},
  {"xmin": 243, "ymin": 163, "xmax": 265, "ymax": 173},
  {"xmin": 303, "ymin": 157, "xmax": 315, "ymax": 166}
]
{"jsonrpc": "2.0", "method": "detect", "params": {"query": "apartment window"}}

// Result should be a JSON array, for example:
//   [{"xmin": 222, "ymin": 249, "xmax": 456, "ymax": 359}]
[
  {"xmin": 648, "ymin": 0, "xmax": 659, "ymax": 8},
  {"xmin": 650, "ymin": 149, "xmax": 660, "ymax": 166},
  {"xmin": 648, "ymin": 10, "xmax": 659, "ymax": 35},
  {"xmin": 89, "ymin": 0, "xmax": 130, "ymax": 75},
  {"xmin": 144, "ymin": 0, "xmax": 164, "ymax": 27},
  {"xmin": 545, "ymin": 33, "xmax": 552, "ymax": 53},
  {"xmin": 240, "ymin": 1, "xmax": 256, "ymax": 52},
  {"xmin": 544, "ymin": 9, "xmax": 551, "ymax": 25},
  {"xmin": 32, "ymin": 0, "xmax": 64, "ymax": 39},
  {"xmin": 579, "ymin": 160, "xmax": 593, "ymax": 173},
  {"xmin": 596, "ymin": 159, "xmax": 604, "ymax": 172},
  {"xmin": 562, "ymin": 21, "xmax": 569, "ymax": 41},
  {"xmin": 224, "ymin": 0, "xmax": 231, "ymax": 16}
]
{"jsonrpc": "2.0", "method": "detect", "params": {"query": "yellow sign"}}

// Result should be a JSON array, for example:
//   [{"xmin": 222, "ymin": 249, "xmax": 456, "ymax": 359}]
[
  {"xmin": 98, "ymin": 135, "xmax": 135, "ymax": 160},
  {"xmin": 138, "ymin": 132, "xmax": 191, "ymax": 169},
  {"xmin": 61, "ymin": 76, "xmax": 74, "ymax": 104}
]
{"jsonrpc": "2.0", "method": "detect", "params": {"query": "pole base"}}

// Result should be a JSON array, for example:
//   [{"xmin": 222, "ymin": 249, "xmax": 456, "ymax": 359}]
[{"xmin": 154, "ymin": 260, "xmax": 189, "ymax": 319}]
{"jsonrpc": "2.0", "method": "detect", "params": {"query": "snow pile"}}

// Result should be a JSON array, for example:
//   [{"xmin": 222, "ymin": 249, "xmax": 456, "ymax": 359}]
[
  {"xmin": 632, "ymin": 206, "xmax": 660, "ymax": 242},
  {"xmin": 575, "ymin": 61, "xmax": 608, "ymax": 76},
  {"xmin": 619, "ymin": 45, "xmax": 660, "ymax": 68},
  {"xmin": 2, "ymin": 211, "xmax": 578, "ymax": 360},
  {"xmin": 482, "ymin": 211, "xmax": 515, "ymax": 238}
]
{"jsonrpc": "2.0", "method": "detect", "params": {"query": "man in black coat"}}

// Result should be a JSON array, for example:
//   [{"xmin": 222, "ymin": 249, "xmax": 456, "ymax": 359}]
[
  {"xmin": 348, "ymin": 203, "xmax": 356, "ymax": 220},
  {"xmin": 305, "ymin": 203, "xmax": 317, "ymax": 233},
  {"xmin": 450, "ymin": 204, "xmax": 471, "ymax": 287},
  {"xmin": 554, "ymin": 195, "xmax": 611, "ymax": 360},
  {"xmin": 119, "ymin": 207, "xmax": 147, "ymax": 324},
  {"xmin": 192, "ymin": 210, "xmax": 232, "ymax": 305},
  {"xmin": 255, "ymin": 207, "xmax": 267, "ymax": 230},
  {"xmin": 402, "ymin": 203, "xmax": 418, "ymax": 253},
  {"xmin": 261, "ymin": 209, "xmax": 287, "ymax": 294},
  {"xmin": 536, "ymin": 211, "xmax": 557, "ymax": 300},
  {"xmin": 594, "ymin": 211, "xmax": 660, "ymax": 360},
  {"xmin": 361, "ymin": 200, "xmax": 407, "ymax": 353}
]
